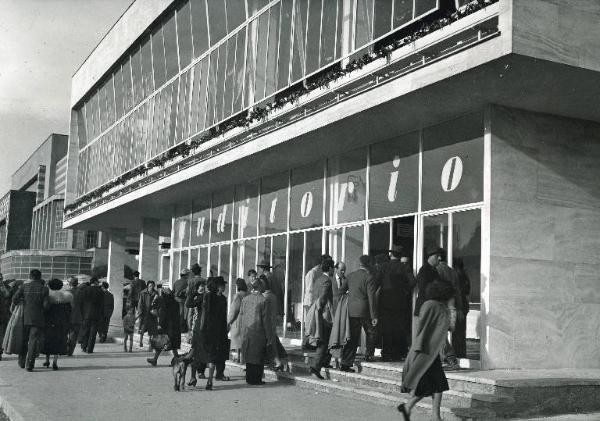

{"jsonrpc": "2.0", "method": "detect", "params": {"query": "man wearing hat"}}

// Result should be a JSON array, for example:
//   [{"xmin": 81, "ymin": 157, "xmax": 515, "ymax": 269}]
[
  {"xmin": 129, "ymin": 271, "xmax": 146, "ymax": 312},
  {"xmin": 173, "ymin": 268, "xmax": 190, "ymax": 332},
  {"xmin": 379, "ymin": 245, "xmax": 416, "ymax": 361},
  {"xmin": 414, "ymin": 246, "xmax": 444, "ymax": 318},
  {"xmin": 257, "ymin": 260, "xmax": 283, "ymax": 317}
]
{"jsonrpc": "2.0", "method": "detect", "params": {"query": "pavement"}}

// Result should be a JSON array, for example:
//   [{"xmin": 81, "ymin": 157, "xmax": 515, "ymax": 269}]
[{"xmin": 0, "ymin": 341, "xmax": 418, "ymax": 421}]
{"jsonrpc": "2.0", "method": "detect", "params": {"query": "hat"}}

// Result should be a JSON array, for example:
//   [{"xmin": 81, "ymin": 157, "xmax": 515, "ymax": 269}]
[
  {"xmin": 256, "ymin": 259, "xmax": 272, "ymax": 269},
  {"xmin": 389, "ymin": 244, "xmax": 404, "ymax": 254},
  {"xmin": 180, "ymin": 268, "xmax": 190, "ymax": 276},
  {"xmin": 425, "ymin": 246, "xmax": 444, "ymax": 258}
]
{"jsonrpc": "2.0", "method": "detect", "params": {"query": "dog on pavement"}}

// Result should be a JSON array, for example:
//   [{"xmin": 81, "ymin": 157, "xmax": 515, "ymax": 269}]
[{"xmin": 171, "ymin": 354, "xmax": 192, "ymax": 391}]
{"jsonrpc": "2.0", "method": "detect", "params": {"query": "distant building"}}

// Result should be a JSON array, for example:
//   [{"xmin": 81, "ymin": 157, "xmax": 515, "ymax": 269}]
[{"xmin": 0, "ymin": 134, "xmax": 98, "ymax": 280}]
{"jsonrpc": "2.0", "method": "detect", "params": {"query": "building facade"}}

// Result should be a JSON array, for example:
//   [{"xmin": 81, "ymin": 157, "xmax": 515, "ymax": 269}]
[{"xmin": 64, "ymin": 0, "xmax": 600, "ymax": 370}]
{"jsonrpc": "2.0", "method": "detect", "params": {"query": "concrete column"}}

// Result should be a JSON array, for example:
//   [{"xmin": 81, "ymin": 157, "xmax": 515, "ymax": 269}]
[
  {"xmin": 108, "ymin": 228, "xmax": 126, "ymax": 328},
  {"xmin": 138, "ymin": 218, "xmax": 160, "ymax": 281}
]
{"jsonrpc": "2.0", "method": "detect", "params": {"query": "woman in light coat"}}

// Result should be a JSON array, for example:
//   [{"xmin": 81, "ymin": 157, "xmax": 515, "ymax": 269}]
[{"xmin": 227, "ymin": 278, "xmax": 248, "ymax": 363}]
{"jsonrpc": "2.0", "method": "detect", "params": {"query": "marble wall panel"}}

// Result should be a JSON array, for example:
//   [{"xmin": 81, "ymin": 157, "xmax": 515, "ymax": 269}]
[
  {"xmin": 572, "ymin": 264, "xmax": 600, "ymax": 304},
  {"xmin": 553, "ymin": 208, "xmax": 600, "ymax": 265}
]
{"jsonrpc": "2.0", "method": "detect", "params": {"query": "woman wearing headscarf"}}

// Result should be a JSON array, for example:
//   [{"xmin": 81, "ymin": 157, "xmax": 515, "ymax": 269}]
[
  {"xmin": 227, "ymin": 278, "xmax": 248, "ymax": 363},
  {"xmin": 398, "ymin": 280, "xmax": 455, "ymax": 421},
  {"xmin": 239, "ymin": 277, "xmax": 273, "ymax": 385},
  {"xmin": 42, "ymin": 279, "xmax": 73, "ymax": 370},
  {"xmin": 146, "ymin": 287, "xmax": 181, "ymax": 366}
]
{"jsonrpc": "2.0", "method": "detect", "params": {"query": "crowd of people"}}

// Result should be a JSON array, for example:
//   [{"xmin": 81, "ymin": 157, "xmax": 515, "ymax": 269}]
[
  {"xmin": 0, "ymin": 243, "xmax": 469, "ymax": 420},
  {"xmin": 0, "ymin": 271, "xmax": 114, "ymax": 371}
]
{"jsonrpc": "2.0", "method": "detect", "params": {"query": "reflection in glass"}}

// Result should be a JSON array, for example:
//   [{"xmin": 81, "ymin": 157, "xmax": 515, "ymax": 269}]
[
  {"xmin": 168, "ymin": 79, "xmax": 179, "ymax": 146},
  {"xmin": 327, "ymin": 148, "xmax": 366, "ymax": 225},
  {"xmin": 232, "ymin": 29, "xmax": 246, "ymax": 113},
  {"xmin": 197, "ymin": 57, "xmax": 210, "ymax": 132},
  {"xmin": 176, "ymin": 72, "xmax": 189, "ymax": 142},
  {"xmin": 226, "ymin": 0, "xmax": 247, "ymax": 30},
  {"xmin": 272, "ymin": 234, "xmax": 287, "ymax": 336},
  {"xmin": 220, "ymin": 243, "xmax": 231, "ymax": 289},
  {"xmin": 320, "ymin": 0, "xmax": 337, "ymax": 66},
  {"xmin": 393, "ymin": 0, "xmax": 413, "ymax": 28},
  {"xmin": 277, "ymin": 0, "xmax": 293, "ymax": 91},
  {"xmin": 345, "ymin": 225, "xmax": 364, "ymax": 273},
  {"xmin": 171, "ymin": 251, "xmax": 181, "ymax": 284},
  {"xmin": 181, "ymin": 250, "xmax": 189, "ymax": 275},
  {"xmin": 423, "ymin": 214, "xmax": 448, "ymax": 259},
  {"xmin": 191, "ymin": 196, "xmax": 211, "ymax": 246},
  {"xmin": 234, "ymin": 181, "xmax": 259, "ymax": 239},
  {"xmin": 211, "ymin": 189, "xmax": 234, "ymax": 243},
  {"xmin": 130, "ymin": 48, "xmax": 143, "ymax": 107},
  {"xmin": 355, "ymin": 0, "xmax": 374, "ymax": 50},
  {"xmin": 215, "ymin": 43, "xmax": 228, "ymax": 123},
  {"xmin": 206, "ymin": 49, "xmax": 219, "ymax": 127},
  {"xmin": 191, "ymin": 0, "xmax": 209, "ymax": 58},
  {"xmin": 259, "ymin": 171, "xmax": 289, "ymax": 235},
  {"xmin": 257, "ymin": 237, "xmax": 271, "ymax": 266},
  {"xmin": 152, "ymin": 27, "xmax": 166, "ymax": 88},
  {"xmin": 209, "ymin": 245, "xmax": 219, "ymax": 277},
  {"xmin": 176, "ymin": 2, "xmax": 194, "ymax": 68},
  {"xmin": 291, "ymin": 0, "xmax": 308, "ymax": 83},
  {"xmin": 190, "ymin": 248, "xmax": 199, "ymax": 269},
  {"xmin": 422, "ymin": 113, "xmax": 484, "ymax": 211},
  {"xmin": 369, "ymin": 131, "xmax": 419, "ymax": 218},
  {"xmin": 290, "ymin": 160, "xmax": 324, "ymax": 230},
  {"xmin": 254, "ymin": 11, "xmax": 269, "ymax": 102},
  {"xmin": 198, "ymin": 247, "xmax": 208, "ymax": 271},
  {"xmin": 452, "ymin": 209, "xmax": 481, "ymax": 304},
  {"xmin": 305, "ymin": 0, "xmax": 322, "ymax": 75},
  {"xmin": 287, "ymin": 233, "xmax": 303, "ymax": 339},
  {"xmin": 326, "ymin": 228, "xmax": 342, "ymax": 262},
  {"xmin": 373, "ymin": 0, "xmax": 392, "ymax": 38},
  {"xmin": 207, "ymin": 0, "xmax": 227, "ymax": 46},
  {"xmin": 163, "ymin": 12, "xmax": 180, "ymax": 80},
  {"xmin": 174, "ymin": 203, "xmax": 191, "ymax": 248},
  {"xmin": 243, "ymin": 239, "xmax": 257, "ymax": 278},
  {"xmin": 368, "ymin": 222, "xmax": 390, "ymax": 258},
  {"xmin": 223, "ymin": 36, "xmax": 237, "ymax": 118},
  {"xmin": 415, "ymin": 0, "xmax": 438, "ymax": 17},
  {"xmin": 189, "ymin": 62, "xmax": 203, "ymax": 135},
  {"xmin": 140, "ymin": 36, "xmax": 154, "ymax": 98},
  {"xmin": 264, "ymin": 3, "xmax": 280, "ymax": 98}
]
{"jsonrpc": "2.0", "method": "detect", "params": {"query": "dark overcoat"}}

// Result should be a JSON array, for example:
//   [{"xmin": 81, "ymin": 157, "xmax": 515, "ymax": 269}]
[
  {"xmin": 156, "ymin": 292, "xmax": 181, "ymax": 350},
  {"xmin": 12, "ymin": 280, "xmax": 49, "ymax": 327},
  {"xmin": 339, "ymin": 267, "xmax": 377, "ymax": 319},
  {"xmin": 239, "ymin": 291, "xmax": 273, "ymax": 365},
  {"xmin": 414, "ymin": 263, "xmax": 440, "ymax": 316},
  {"xmin": 138, "ymin": 290, "xmax": 158, "ymax": 335}
]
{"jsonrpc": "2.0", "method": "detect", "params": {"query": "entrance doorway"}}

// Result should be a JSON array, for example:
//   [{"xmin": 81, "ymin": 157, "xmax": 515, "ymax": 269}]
[{"xmin": 368, "ymin": 216, "xmax": 415, "ymax": 262}]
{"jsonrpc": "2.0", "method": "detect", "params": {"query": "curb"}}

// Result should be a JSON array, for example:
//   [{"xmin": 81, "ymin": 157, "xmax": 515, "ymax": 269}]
[{"xmin": 0, "ymin": 391, "xmax": 25, "ymax": 421}]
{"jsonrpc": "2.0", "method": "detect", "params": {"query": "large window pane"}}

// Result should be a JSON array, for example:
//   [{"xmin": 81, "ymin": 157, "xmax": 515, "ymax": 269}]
[
  {"xmin": 225, "ymin": 0, "xmax": 247, "ymax": 31},
  {"xmin": 327, "ymin": 148, "xmax": 367, "ymax": 225},
  {"xmin": 277, "ymin": 0, "xmax": 293, "ymax": 90},
  {"xmin": 197, "ymin": 57, "xmax": 210, "ymax": 131},
  {"xmin": 220, "ymin": 243, "xmax": 231, "ymax": 287},
  {"xmin": 140, "ymin": 36, "xmax": 154, "ymax": 98},
  {"xmin": 131, "ymin": 47, "xmax": 144, "ymax": 106},
  {"xmin": 223, "ymin": 36, "xmax": 237, "ymax": 118},
  {"xmin": 291, "ymin": 0, "xmax": 308, "ymax": 83},
  {"xmin": 393, "ymin": 0, "xmax": 413, "ymax": 28},
  {"xmin": 373, "ymin": 0, "xmax": 392, "ymax": 38},
  {"xmin": 98, "ymin": 84, "xmax": 107, "ymax": 132},
  {"xmin": 234, "ymin": 181, "xmax": 259, "ymax": 239},
  {"xmin": 206, "ymin": 49, "xmax": 219, "ymax": 127},
  {"xmin": 248, "ymin": 0, "xmax": 269, "ymax": 16},
  {"xmin": 232, "ymin": 29, "xmax": 246, "ymax": 113},
  {"xmin": 211, "ymin": 189, "xmax": 234, "ymax": 243},
  {"xmin": 345, "ymin": 225, "xmax": 364, "ymax": 273},
  {"xmin": 423, "ymin": 213, "xmax": 449, "ymax": 259},
  {"xmin": 422, "ymin": 113, "xmax": 484, "ymax": 211},
  {"xmin": 290, "ymin": 160, "xmax": 324, "ymax": 230},
  {"xmin": 453, "ymin": 209, "xmax": 481, "ymax": 305},
  {"xmin": 320, "ymin": 0, "xmax": 337, "ymax": 67},
  {"xmin": 355, "ymin": 0, "xmax": 374, "ymax": 50},
  {"xmin": 215, "ymin": 42, "xmax": 228, "ymax": 123},
  {"xmin": 207, "ymin": 0, "xmax": 227, "ymax": 46},
  {"xmin": 164, "ymin": 12, "xmax": 180, "ymax": 80},
  {"xmin": 189, "ymin": 62, "xmax": 203, "ymax": 135},
  {"xmin": 177, "ymin": 2, "xmax": 194, "ymax": 68},
  {"xmin": 272, "ymin": 234, "xmax": 287, "ymax": 336},
  {"xmin": 415, "ymin": 0, "xmax": 438, "ymax": 17},
  {"xmin": 176, "ymin": 74, "xmax": 188, "ymax": 142},
  {"xmin": 191, "ymin": 196, "xmax": 211, "ymax": 246},
  {"xmin": 76, "ymin": 108, "xmax": 87, "ymax": 148},
  {"xmin": 305, "ymin": 0, "xmax": 322, "ymax": 75},
  {"xmin": 244, "ymin": 19, "xmax": 258, "ymax": 107},
  {"xmin": 198, "ymin": 247, "xmax": 208, "ymax": 271},
  {"xmin": 174, "ymin": 203, "xmax": 192, "ymax": 248},
  {"xmin": 368, "ymin": 221, "xmax": 390, "ymax": 257},
  {"xmin": 106, "ymin": 77, "xmax": 116, "ymax": 126},
  {"xmin": 209, "ymin": 245, "xmax": 219, "ymax": 277},
  {"xmin": 287, "ymin": 232, "xmax": 303, "ymax": 339},
  {"xmin": 191, "ymin": 0, "xmax": 209, "ymax": 58},
  {"xmin": 122, "ymin": 57, "xmax": 133, "ymax": 113},
  {"xmin": 254, "ymin": 11, "xmax": 269, "ymax": 102},
  {"xmin": 168, "ymin": 80, "xmax": 179, "ymax": 145},
  {"xmin": 335, "ymin": 0, "xmax": 346, "ymax": 59},
  {"xmin": 242, "ymin": 239, "xmax": 257, "ymax": 277},
  {"xmin": 369, "ymin": 131, "xmax": 419, "ymax": 218},
  {"xmin": 264, "ymin": 2, "xmax": 280, "ymax": 98},
  {"xmin": 259, "ymin": 171, "xmax": 289, "ymax": 235},
  {"xmin": 152, "ymin": 27, "xmax": 167, "ymax": 88}
]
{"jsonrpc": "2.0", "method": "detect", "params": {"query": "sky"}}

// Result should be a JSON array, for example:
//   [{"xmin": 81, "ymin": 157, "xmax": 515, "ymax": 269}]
[{"xmin": 0, "ymin": 0, "xmax": 133, "ymax": 195}]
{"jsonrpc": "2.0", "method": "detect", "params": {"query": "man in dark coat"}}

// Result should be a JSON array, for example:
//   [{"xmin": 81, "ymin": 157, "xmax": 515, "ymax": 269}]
[
  {"xmin": 98, "ymin": 282, "xmax": 114, "ymax": 343},
  {"xmin": 66, "ymin": 277, "xmax": 81, "ymax": 356},
  {"xmin": 339, "ymin": 255, "xmax": 378, "ymax": 371},
  {"xmin": 12, "ymin": 269, "xmax": 49, "ymax": 370},
  {"xmin": 79, "ymin": 277, "xmax": 104, "ymax": 353},
  {"xmin": 137, "ymin": 281, "xmax": 158, "ymax": 348},
  {"xmin": 172, "ymin": 268, "xmax": 189, "ymax": 332},
  {"xmin": 379, "ymin": 245, "xmax": 416, "ymax": 361},
  {"xmin": 414, "ymin": 246, "xmax": 443, "ymax": 317},
  {"xmin": 257, "ymin": 260, "xmax": 283, "ymax": 317},
  {"xmin": 186, "ymin": 264, "xmax": 205, "ymax": 341},
  {"xmin": 332, "ymin": 262, "xmax": 346, "ymax": 313},
  {"xmin": 129, "ymin": 271, "xmax": 146, "ymax": 311},
  {"xmin": 310, "ymin": 259, "xmax": 335, "ymax": 379}
]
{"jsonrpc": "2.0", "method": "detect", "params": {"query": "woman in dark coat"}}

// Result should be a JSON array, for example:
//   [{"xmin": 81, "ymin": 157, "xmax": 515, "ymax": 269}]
[
  {"xmin": 2, "ymin": 280, "xmax": 25, "ymax": 357},
  {"xmin": 398, "ymin": 281, "xmax": 455, "ymax": 421},
  {"xmin": 146, "ymin": 287, "xmax": 181, "ymax": 366},
  {"xmin": 185, "ymin": 279, "xmax": 205, "ymax": 386},
  {"xmin": 137, "ymin": 281, "xmax": 158, "ymax": 348},
  {"xmin": 190, "ymin": 277, "xmax": 228, "ymax": 390},
  {"xmin": 42, "ymin": 279, "xmax": 73, "ymax": 370}
]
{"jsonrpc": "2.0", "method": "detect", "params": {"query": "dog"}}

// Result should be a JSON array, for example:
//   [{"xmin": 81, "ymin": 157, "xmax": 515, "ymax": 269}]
[{"xmin": 171, "ymin": 354, "xmax": 192, "ymax": 392}]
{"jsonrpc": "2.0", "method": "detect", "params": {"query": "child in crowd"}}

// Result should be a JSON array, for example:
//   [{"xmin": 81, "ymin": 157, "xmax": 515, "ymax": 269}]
[{"xmin": 122, "ymin": 306, "xmax": 138, "ymax": 352}]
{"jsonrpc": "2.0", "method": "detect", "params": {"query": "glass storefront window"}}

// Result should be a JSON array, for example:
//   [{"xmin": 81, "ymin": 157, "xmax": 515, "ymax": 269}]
[
  {"xmin": 369, "ymin": 131, "xmax": 419, "ymax": 218},
  {"xmin": 191, "ymin": 196, "xmax": 211, "ymax": 246},
  {"xmin": 173, "ymin": 203, "xmax": 191, "ymax": 249},
  {"xmin": 422, "ymin": 113, "xmax": 484, "ymax": 211},
  {"xmin": 211, "ymin": 189, "xmax": 234, "ymax": 243},
  {"xmin": 223, "ymin": 36, "xmax": 237, "ymax": 118},
  {"xmin": 327, "ymin": 148, "xmax": 367, "ymax": 225},
  {"xmin": 345, "ymin": 225, "xmax": 364, "ymax": 273},
  {"xmin": 290, "ymin": 160, "xmax": 324, "ymax": 230},
  {"xmin": 257, "ymin": 236, "xmax": 271, "ymax": 266},
  {"xmin": 180, "ymin": 249, "xmax": 189, "ymax": 274},
  {"xmin": 171, "ymin": 251, "xmax": 181, "ymax": 283},
  {"xmin": 368, "ymin": 221, "xmax": 390, "ymax": 258},
  {"xmin": 189, "ymin": 248, "xmax": 199, "ymax": 269},
  {"xmin": 242, "ymin": 238, "xmax": 257, "ymax": 277},
  {"xmin": 234, "ymin": 181, "xmax": 259, "ymax": 239},
  {"xmin": 423, "ymin": 213, "xmax": 449, "ymax": 257},
  {"xmin": 209, "ymin": 245, "xmax": 219, "ymax": 277},
  {"xmin": 198, "ymin": 247, "xmax": 208, "ymax": 272},
  {"xmin": 191, "ymin": 0, "xmax": 209, "ymax": 59},
  {"xmin": 452, "ymin": 209, "xmax": 481, "ymax": 304},
  {"xmin": 220, "ymin": 243, "xmax": 231, "ymax": 286},
  {"xmin": 326, "ymin": 228, "xmax": 342, "ymax": 262},
  {"xmin": 259, "ymin": 171, "xmax": 289, "ymax": 235}
]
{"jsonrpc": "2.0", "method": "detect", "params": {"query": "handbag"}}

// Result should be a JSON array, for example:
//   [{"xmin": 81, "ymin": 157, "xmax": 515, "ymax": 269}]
[{"xmin": 150, "ymin": 333, "xmax": 171, "ymax": 351}]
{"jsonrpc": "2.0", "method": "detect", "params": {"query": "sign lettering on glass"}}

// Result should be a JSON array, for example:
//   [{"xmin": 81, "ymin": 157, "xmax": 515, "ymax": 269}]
[
  {"xmin": 260, "ymin": 172, "xmax": 288, "ymax": 235},
  {"xmin": 441, "ymin": 156, "xmax": 463, "ymax": 192},
  {"xmin": 196, "ymin": 216, "xmax": 207, "ymax": 237},
  {"xmin": 217, "ymin": 204, "xmax": 229, "ymax": 233},
  {"xmin": 327, "ymin": 150, "xmax": 366, "ymax": 225},
  {"xmin": 300, "ymin": 191, "xmax": 313, "ymax": 218},
  {"xmin": 290, "ymin": 161, "xmax": 324, "ymax": 230}
]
